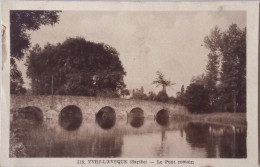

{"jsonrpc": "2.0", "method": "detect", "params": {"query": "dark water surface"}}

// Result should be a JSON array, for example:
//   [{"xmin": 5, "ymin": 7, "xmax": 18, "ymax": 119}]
[{"xmin": 12, "ymin": 117, "xmax": 247, "ymax": 158}]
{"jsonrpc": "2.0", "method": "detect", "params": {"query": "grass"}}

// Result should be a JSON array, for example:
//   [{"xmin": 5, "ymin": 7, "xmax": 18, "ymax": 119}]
[{"xmin": 171, "ymin": 112, "xmax": 247, "ymax": 127}]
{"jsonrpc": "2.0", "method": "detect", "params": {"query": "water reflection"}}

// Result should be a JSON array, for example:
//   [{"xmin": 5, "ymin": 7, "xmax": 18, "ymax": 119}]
[
  {"xmin": 128, "ymin": 107, "xmax": 144, "ymax": 128},
  {"xmin": 155, "ymin": 130, "xmax": 170, "ymax": 157},
  {"xmin": 184, "ymin": 122, "xmax": 247, "ymax": 158},
  {"xmin": 129, "ymin": 117, "xmax": 144, "ymax": 128},
  {"xmin": 59, "ymin": 105, "xmax": 82, "ymax": 131},
  {"xmin": 50, "ymin": 132, "xmax": 123, "ymax": 157},
  {"xmin": 156, "ymin": 109, "xmax": 169, "ymax": 126},
  {"xmin": 11, "ymin": 116, "xmax": 247, "ymax": 158},
  {"xmin": 96, "ymin": 106, "xmax": 116, "ymax": 130},
  {"xmin": 15, "ymin": 106, "xmax": 43, "ymax": 125}
]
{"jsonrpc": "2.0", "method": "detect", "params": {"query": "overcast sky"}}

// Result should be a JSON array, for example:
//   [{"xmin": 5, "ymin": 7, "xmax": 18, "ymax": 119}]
[{"xmin": 18, "ymin": 11, "xmax": 246, "ymax": 96}]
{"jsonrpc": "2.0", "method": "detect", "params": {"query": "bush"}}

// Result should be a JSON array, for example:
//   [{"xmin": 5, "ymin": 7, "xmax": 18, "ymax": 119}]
[
  {"xmin": 155, "ymin": 91, "xmax": 169, "ymax": 102},
  {"xmin": 185, "ymin": 83, "xmax": 210, "ymax": 113}
]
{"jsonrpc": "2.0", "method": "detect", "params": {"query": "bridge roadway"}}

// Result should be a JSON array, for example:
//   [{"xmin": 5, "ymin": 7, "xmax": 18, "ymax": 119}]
[{"xmin": 10, "ymin": 95, "xmax": 189, "ymax": 120}]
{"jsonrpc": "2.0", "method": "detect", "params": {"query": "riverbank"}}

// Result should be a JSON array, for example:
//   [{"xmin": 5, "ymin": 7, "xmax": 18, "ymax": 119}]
[{"xmin": 172, "ymin": 112, "xmax": 247, "ymax": 127}]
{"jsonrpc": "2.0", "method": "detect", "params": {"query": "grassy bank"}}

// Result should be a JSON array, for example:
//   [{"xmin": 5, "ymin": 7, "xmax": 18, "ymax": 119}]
[{"xmin": 171, "ymin": 112, "xmax": 247, "ymax": 127}]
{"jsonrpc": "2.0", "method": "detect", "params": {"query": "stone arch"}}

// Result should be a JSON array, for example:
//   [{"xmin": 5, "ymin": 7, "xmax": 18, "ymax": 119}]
[
  {"xmin": 96, "ymin": 106, "xmax": 116, "ymax": 130},
  {"xmin": 12, "ymin": 106, "xmax": 44, "ymax": 125},
  {"xmin": 156, "ymin": 109, "xmax": 169, "ymax": 126},
  {"xmin": 59, "ymin": 105, "xmax": 83, "ymax": 131},
  {"xmin": 128, "ymin": 107, "xmax": 144, "ymax": 128},
  {"xmin": 129, "ymin": 107, "xmax": 144, "ymax": 117}
]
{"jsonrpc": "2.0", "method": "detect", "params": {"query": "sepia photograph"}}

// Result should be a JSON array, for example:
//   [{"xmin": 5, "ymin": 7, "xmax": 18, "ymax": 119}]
[{"xmin": 1, "ymin": 1, "xmax": 259, "ymax": 167}]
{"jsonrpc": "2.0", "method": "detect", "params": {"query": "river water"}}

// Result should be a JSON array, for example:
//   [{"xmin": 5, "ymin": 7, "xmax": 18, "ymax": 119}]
[{"xmin": 13, "ymin": 116, "xmax": 247, "ymax": 158}]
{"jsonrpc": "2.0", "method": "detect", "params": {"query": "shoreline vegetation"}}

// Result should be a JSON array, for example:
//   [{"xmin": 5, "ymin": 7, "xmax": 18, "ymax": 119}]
[{"xmin": 171, "ymin": 112, "xmax": 247, "ymax": 127}]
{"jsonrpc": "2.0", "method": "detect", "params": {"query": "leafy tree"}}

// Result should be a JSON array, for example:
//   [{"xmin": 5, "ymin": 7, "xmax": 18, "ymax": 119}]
[
  {"xmin": 132, "ymin": 87, "xmax": 148, "ymax": 100},
  {"xmin": 155, "ymin": 91, "xmax": 169, "ymax": 102},
  {"xmin": 176, "ymin": 85, "xmax": 187, "ymax": 105},
  {"xmin": 10, "ymin": 10, "xmax": 60, "ymax": 94},
  {"xmin": 219, "ymin": 25, "xmax": 246, "ymax": 113},
  {"xmin": 26, "ymin": 37, "xmax": 126, "ymax": 97},
  {"xmin": 204, "ymin": 26, "xmax": 221, "ymax": 109},
  {"xmin": 205, "ymin": 53, "xmax": 219, "ymax": 104},
  {"xmin": 185, "ymin": 83, "xmax": 210, "ymax": 113},
  {"xmin": 152, "ymin": 71, "xmax": 174, "ymax": 94},
  {"xmin": 190, "ymin": 74, "xmax": 207, "ymax": 86},
  {"xmin": 121, "ymin": 89, "xmax": 130, "ymax": 98},
  {"xmin": 181, "ymin": 85, "xmax": 185, "ymax": 95},
  {"xmin": 204, "ymin": 24, "xmax": 246, "ymax": 113},
  {"xmin": 10, "ymin": 58, "xmax": 26, "ymax": 94},
  {"xmin": 148, "ymin": 91, "xmax": 156, "ymax": 101}
]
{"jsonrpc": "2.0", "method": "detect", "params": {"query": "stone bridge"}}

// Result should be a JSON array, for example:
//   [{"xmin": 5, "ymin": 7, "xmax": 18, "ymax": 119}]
[{"xmin": 10, "ymin": 95, "xmax": 189, "ymax": 121}]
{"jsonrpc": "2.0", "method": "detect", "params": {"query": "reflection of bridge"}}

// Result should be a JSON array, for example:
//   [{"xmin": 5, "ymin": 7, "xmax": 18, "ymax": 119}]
[{"xmin": 11, "ymin": 95, "xmax": 188, "ymax": 120}]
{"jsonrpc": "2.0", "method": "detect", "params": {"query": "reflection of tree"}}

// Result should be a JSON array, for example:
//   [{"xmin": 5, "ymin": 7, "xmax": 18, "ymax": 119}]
[
  {"xmin": 91, "ymin": 133, "xmax": 123, "ymax": 157},
  {"xmin": 184, "ymin": 123, "xmax": 247, "ymax": 158},
  {"xmin": 185, "ymin": 123, "xmax": 208, "ymax": 148},
  {"xmin": 154, "ymin": 129, "xmax": 169, "ymax": 157},
  {"xmin": 218, "ymin": 126, "xmax": 247, "ymax": 158},
  {"xmin": 49, "ymin": 130, "xmax": 123, "ymax": 157}
]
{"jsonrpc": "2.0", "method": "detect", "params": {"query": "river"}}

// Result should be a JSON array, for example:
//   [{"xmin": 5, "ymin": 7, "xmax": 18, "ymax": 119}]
[{"xmin": 11, "ymin": 114, "xmax": 247, "ymax": 158}]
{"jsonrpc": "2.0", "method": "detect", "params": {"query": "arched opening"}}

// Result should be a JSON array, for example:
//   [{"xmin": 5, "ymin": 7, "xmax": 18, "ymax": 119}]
[
  {"xmin": 96, "ymin": 106, "xmax": 116, "ymax": 130},
  {"xmin": 59, "ymin": 105, "xmax": 83, "ymax": 131},
  {"xmin": 128, "ymin": 107, "xmax": 144, "ymax": 128},
  {"xmin": 156, "ymin": 109, "xmax": 169, "ymax": 126},
  {"xmin": 129, "ymin": 107, "xmax": 144, "ymax": 117},
  {"xmin": 17, "ymin": 106, "xmax": 43, "ymax": 125}
]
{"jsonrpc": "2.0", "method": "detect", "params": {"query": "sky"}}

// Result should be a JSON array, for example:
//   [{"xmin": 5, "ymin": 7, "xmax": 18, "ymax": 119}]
[{"xmin": 17, "ymin": 11, "xmax": 246, "ymax": 97}]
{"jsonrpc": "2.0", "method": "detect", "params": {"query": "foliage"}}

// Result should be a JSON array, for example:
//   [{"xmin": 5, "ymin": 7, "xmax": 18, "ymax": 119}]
[
  {"xmin": 204, "ymin": 26, "xmax": 221, "ymax": 109},
  {"xmin": 204, "ymin": 24, "xmax": 246, "ymax": 113},
  {"xmin": 152, "ymin": 71, "xmax": 175, "ymax": 94},
  {"xmin": 190, "ymin": 74, "xmax": 207, "ymax": 86},
  {"xmin": 10, "ymin": 10, "xmax": 61, "ymax": 94},
  {"xmin": 120, "ymin": 89, "xmax": 130, "ymax": 98},
  {"xmin": 155, "ymin": 91, "xmax": 169, "ymax": 102},
  {"xmin": 26, "ymin": 37, "xmax": 126, "ymax": 97},
  {"xmin": 181, "ymin": 85, "xmax": 185, "ymax": 95},
  {"xmin": 132, "ymin": 87, "xmax": 148, "ymax": 100},
  {"xmin": 185, "ymin": 83, "xmax": 210, "ymax": 113},
  {"xmin": 175, "ymin": 85, "xmax": 186, "ymax": 105},
  {"xmin": 147, "ymin": 91, "xmax": 156, "ymax": 101},
  {"xmin": 10, "ymin": 58, "xmax": 26, "ymax": 94}
]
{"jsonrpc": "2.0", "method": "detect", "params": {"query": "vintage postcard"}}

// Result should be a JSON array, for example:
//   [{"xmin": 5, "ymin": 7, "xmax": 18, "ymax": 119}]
[{"xmin": 1, "ymin": 1, "xmax": 259, "ymax": 167}]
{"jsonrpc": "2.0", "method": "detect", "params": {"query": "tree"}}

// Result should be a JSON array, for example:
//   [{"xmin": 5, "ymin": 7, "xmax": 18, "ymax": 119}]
[
  {"xmin": 176, "ymin": 85, "xmax": 187, "ymax": 105},
  {"xmin": 181, "ymin": 85, "xmax": 185, "ymax": 95},
  {"xmin": 132, "ymin": 87, "xmax": 148, "ymax": 100},
  {"xmin": 190, "ymin": 74, "xmax": 207, "ymax": 86},
  {"xmin": 185, "ymin": 83, "xmax": 210, "ymax": 113},
  {"xmin": 10, "ymin": 10, "xmax": 61, "ymax": 94},
  {"xmin": 10, "ymin": 58, "xmax": 26, "ymax": 94},
  {"xmin": 155, "ymin": 91, "xmax": 169, "ymax": 102},
  {"xmin": 26, "ymin": 37, "xmax": 126, "ymax": 97},
  {"xmin": 204, "ymin": 26, "xmax": 221, "ymax": 109},
  {"xmin": 219, "ymin": 24, "xmax": 246, "ymax": 113},
  {"xmin": 204, "ymin": 24, "xmax": 246, "ymax": 113},
  {"xmin": 152, "ymin": 71, "xmax": 175, "ymax": 94},
  {"xmin": 148, "ymin": 91, "xmax": 156, "ymax": 101},
  {"xmin": 121, "ymin": 89, "xmax": 130, "ymax": 98},
  {"xmin": 205, "ymin": 53, "xmax": 219, "ymax": 108}
]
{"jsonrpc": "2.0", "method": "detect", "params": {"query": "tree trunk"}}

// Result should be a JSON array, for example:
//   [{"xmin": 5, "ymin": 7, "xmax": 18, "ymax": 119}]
[{"xmin": 162, "ymin": 85, "xmax": 166, "ymax": 94}]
